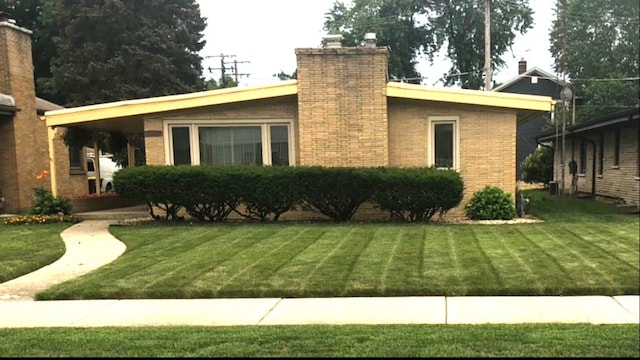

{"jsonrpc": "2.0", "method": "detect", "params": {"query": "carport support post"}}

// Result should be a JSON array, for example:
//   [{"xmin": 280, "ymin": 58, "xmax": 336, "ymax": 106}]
[
  {"xmin": 127, "ymin": 136, "xmax": 135, "ymax": 167},
  {"xmin": 93, "ymin": 139, "xmax": 101, "ymax": 195},
  {"xmin": 47, "ymin": 126, "xmax": 58, "ymax": 197}
]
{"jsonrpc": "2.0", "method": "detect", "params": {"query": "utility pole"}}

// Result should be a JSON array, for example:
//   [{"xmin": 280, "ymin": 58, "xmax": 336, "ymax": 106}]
[
  {"xmin": 230, "ymin": 59, "xmax": 250, "ymax": 85},
  {"xmin": 484, "ymin": 0, "xmax": 492, "ymax": 91},
  {"xmin": 559, "ymin": 0, "xmax": 569, "ymax": 196},
  {"xmin": 204, "ymin": 54, "xmax": 250, "ymax": 87}
]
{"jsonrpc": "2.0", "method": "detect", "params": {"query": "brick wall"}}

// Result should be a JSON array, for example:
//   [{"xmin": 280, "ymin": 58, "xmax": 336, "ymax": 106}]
[
  {"xmin": 553, "ymin": 122, "xmax": 639, "ymax": 207},
  {"xmin": 0, "ymin": 22, "xmax": 49, "ymax": 213},
  {"xmin": 296, "ymin": 47, "xmax": 389, "ymax": 167},
  {"xmin": 52, "ymin": 128, "xmax": 88, "ymax": 197},
  {"xmin": 388, "ymin": 98, "xmax": 518, "ymax": 218}
]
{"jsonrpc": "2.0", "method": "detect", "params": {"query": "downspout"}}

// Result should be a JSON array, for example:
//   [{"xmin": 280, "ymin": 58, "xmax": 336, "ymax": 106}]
[{"xmin": 585, "ymin": 138, "xmax": 597, "ymax": 197}]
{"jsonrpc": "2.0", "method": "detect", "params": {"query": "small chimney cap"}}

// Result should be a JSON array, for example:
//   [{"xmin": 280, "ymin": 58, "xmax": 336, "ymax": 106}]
[
  {"xmin": 364, "ymin": 33, "xmax": 376, "ymax": 40},
  {"xmin": 322, "ymin": 34, "xmax": 343, "ymax": 48}
]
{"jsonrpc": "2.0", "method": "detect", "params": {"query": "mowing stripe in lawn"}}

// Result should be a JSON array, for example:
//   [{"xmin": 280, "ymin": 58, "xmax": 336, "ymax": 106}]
[
  {"xmin": 299, "ymin": 227, "xmax": 375, "ymax": 296},
  {"xmin": 535, "ymin": 225, "xmax": 621, "ymax": 291},
  {"xmin": 484, "ymin": 225, "xmax": 547, "ymax": 294},
  {"xmin": 344, "ymin": 226, "xmax": 401, "ymax": 295},
  {"xmin": 212, "ymin": 227, "xmax": 322, "ymax": 296},
  {"xmin": 468, "ymin": 226, "xmax": 506, "ymax": 288}
]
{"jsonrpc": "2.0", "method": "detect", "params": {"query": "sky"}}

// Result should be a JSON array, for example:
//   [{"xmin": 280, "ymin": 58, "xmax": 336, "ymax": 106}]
[{"xmin": 196, "ymin": 0, "xmax": 557, "ymax": 88}]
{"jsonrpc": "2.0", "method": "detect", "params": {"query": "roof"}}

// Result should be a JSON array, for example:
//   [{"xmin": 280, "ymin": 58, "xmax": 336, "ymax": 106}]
[
  {"xmin": 44, "ymin": 81, "xmax": 298, "ymax": 133},
  {"xmin": 44, "ymin": 80, "xmax": 554, "ymax": 132},
  {"xmin": 492, "ymin": 67, "xmax": 568, "ymax": 92},
  {"xmin": 36, "ymin": 97, "xmax": 63, "ymax": 113},
  {"xmin": 0, "ymin": 93, "xmax": 15, "ymax": 115},
  {"xmin": 387, "ymin": 82, "xmax": 554, "ymax": 124},
  {"xmin": 537, "ymin": 106, "xmax": 640, "ymax": 142}
]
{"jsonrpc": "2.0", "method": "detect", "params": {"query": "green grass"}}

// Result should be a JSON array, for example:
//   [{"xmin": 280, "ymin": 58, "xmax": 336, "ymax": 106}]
[
  {"xmin": 28, "ymin": 190, "xmax": 639, "ymax": 300},
  {"xmin": 0, "ymin": 324, "xmax": 637, "ymax": 357},
  {"xmin": 0, "ymin": 221, "xmax": 70, "ymax": 283}
]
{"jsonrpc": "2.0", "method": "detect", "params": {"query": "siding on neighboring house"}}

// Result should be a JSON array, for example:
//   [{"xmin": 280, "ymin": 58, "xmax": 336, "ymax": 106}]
[{"xmin": 545, "ymin": 108, "xmax": 639, "ymax": 207}]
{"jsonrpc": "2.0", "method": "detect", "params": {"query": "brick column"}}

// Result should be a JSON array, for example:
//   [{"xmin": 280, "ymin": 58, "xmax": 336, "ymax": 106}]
[{"xmin": 295, "ymin": 47, "xmax": 389, "ymax": 167}]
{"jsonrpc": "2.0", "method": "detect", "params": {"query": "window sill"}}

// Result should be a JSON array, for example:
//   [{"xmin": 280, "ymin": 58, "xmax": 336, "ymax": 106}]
[
  {"xmin": 597, "ymin": 175, "xmax": 603, "ymax": 179},
  {"xmin": 69, "ymin": 168, "xmax": 86, "ymax": 175},
  {"xmin": 611, "ymin": 166, "xmax": 620, "ymax": 170},
  {"xmin": 578, "ymin": 173, "xmax": 586, "ymax": 177},
  {"xmin": 635, "ymin": 177, "xmax": 640, "ymax": 181}
]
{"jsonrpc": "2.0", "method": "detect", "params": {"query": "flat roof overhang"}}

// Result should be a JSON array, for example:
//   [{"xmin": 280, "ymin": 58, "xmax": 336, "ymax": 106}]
[
  {"xmin": 387, "ymin": 82, "xmax": 555, "ymax": 124},
  {"xmin": 43, "ymin": 81, "xmax": 299, "ymax": 133}
]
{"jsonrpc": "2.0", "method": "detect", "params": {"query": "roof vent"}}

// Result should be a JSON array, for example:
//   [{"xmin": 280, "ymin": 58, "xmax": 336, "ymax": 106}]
[
  {"xmin": 322, "ymin": 34, "xmax": 343, "ymax": 48},
  {"xmin": 363, "ymin": 33, "xmax": 377, "ymax": 47}
]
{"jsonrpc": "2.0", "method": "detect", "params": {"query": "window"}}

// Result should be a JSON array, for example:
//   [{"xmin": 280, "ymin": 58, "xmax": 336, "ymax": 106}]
[
  {"xmin": 199, "ymin": 126, "xmax": 262, "ymax": 166},
  {"xmin": 68, "ymin": 146, "xmax": 84, "ymax": 174},
  {"xmin": 166, "ymin": 121, "xmax": 294, "ymax": 166},
  {"xmin": 428, "ymin": 117, "xmax": 459, "ymax": 169},
  {"xmin": 598, "ymin": 133, "xmax": 604, "ymax": 175},
  {"xmin": 579, "ymin": 139, "xmax": 587, "ymax": 174},
  {"xmin": 613, "ymin": 127, "xmax": 621, "ymax": 167},
  {"xmin": 171, "ymin": 127, "xmax": 191, "ymax": 165}
]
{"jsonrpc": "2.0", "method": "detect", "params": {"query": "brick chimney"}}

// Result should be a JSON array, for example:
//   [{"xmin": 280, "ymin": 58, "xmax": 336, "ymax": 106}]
[
  {"xmin": 0, "ymin": 16, "xmax": 49, "ymax": 213},
  {"xmin": 295, "ymin": 34, "xmax": 390, "ymax": 167},
  {"xmin": 518, "ymin": 57, "xmax": 527, "ymax": 75}
]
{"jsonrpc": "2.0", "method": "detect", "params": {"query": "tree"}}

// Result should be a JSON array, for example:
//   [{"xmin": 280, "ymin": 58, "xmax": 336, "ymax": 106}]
[
  {"xmin": 205, "ymin": 75, "xmax": 238, "ymax": 90},
  {"xmin": 273, "ymin": 70, "xmax": 297, "ymax": 80},
  {"xmin": 323, "ymin": 0, "xmax": 534, "ymax": 89},
  {"xmin": 39, "ymin": 0, "xmax": 207, "ymax": 107},
  {"xmin": 31, "ymin": 0, "xmax": 208, "ymax": 165},
  {"xmin": 550, "ymin": 0, "xmax": 639, "ymax": 123},
  {"xmin": 521, "ymin": 146, "xmax": 553, "ymax": 185},
  {"xmin": 0, "ymin": 0, "xmax": 58, "ymax": 101}
]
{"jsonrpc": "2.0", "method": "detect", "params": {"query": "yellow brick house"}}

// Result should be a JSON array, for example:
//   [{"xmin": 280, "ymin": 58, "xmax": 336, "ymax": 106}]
[{"xmin": 43, "ymin": 35, "xmax": 555, "ymax": 219}]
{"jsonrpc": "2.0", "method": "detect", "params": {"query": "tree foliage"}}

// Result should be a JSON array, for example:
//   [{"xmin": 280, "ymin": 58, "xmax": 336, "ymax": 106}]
[
  {"xmin": 2, "ymin": 1, "xmax": 209, "ymax": 164},
  {"xmin": 38, "ymin": 0, "xmax": 207, "ymax": 107},
  {"xmin": 521, "ymin": 146, "xmax": 553, "ymax": 185},
  {"xmin": 323, "ymin": 0, "xmax": 534, "ymax": 89},
  {"xmin": 0, "ymin": 0, "xmax": 57, "ymax": 100},
  {"xmin": 550, "ymin": 0, "xmax": 639, "ymax": 122}
]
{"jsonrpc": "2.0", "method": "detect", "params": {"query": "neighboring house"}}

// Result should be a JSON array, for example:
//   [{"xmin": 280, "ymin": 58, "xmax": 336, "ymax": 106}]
[
  {"xmin": 0, "ymin": 17, "xmax": 87, "ymax": 214},
  {"xmin": 44, "ymin": 35, "xmax": 555, "ymax": 219},
  {"xmin": 493, "ymin": 58, "xmax": 571, "ymax": 181},
  {"xmin": 537, "ymin": 106, "xmax": 639, "ymax": 208}
]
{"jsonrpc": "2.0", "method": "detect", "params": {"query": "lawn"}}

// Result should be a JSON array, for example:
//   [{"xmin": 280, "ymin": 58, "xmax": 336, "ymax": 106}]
[
  {"xmin": 25, "ymin": 190, "xmax": 638, "ymax": 300},
  {"xmin": 1, "ymin": 190, "xmax": 638, "ymax": 358},
  {"xmin": 0, "ymin": 324, "xmax": 638, "ymax": 357},
  {"xmin": 0, "ymin": 221, "xmax": 69, "ymax": 283}
]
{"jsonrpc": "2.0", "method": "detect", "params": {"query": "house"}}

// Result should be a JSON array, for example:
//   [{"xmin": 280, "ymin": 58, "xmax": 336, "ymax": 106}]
[
  {"xmin": 493, "ymin": 58, "xmax": 572, "ymax": 181},
  {"xmin": 43, "ymin": 34, "xmax": 555, "ymax": 219},
  {"xmin": 0, "ymin": 16, "xmax": 88, "ymax": 214},
  {"xmin": 537, "ymin": 106, "xmax": 639, "ymax": 208}
]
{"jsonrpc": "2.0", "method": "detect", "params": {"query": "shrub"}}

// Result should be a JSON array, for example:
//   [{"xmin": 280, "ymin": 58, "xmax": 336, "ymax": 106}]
[
  {"xmin": 297, "ymin": 166, "xmax": 376, "ymax": 222},
  {"xmin": 465, "ymin": 186, "xmax": 517, "ymax": 220},
  {"xmin": 372, "ymin": 167, "xmax": 464, "ymax": 222},
  {"xmin": 521, "ymin": 146, "xmax": 553, "ymax": 185},
  {"xmin": 28, "ymin": 187, "xmax": 73, "ymax": 216},
  {"xmin": 234, "ymin": 166, "xmax": 301, "ymax": 221}
]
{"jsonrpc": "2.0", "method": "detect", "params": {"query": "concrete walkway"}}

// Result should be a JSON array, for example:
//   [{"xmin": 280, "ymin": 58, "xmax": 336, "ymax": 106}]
[{"xmin": 0, "ymin": 220, "xmax": 638, "ymax": 328}]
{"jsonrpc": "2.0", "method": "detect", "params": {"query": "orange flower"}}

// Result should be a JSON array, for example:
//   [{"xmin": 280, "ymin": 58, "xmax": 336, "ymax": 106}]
[{"xmin": 36, "ymin": 170, "xmax": 49, "ymax": 180}]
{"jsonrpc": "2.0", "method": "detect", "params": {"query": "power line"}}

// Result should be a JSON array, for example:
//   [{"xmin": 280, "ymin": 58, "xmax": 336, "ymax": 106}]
[{"xmin": 204, "ymin": 54, "xmax": 250, "ymax": 86}]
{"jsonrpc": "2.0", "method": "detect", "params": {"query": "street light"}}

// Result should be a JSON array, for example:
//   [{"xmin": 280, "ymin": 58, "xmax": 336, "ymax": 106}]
[{"xmin": 560, "ymin": 86, "xmax": 573, "ymax": 195}]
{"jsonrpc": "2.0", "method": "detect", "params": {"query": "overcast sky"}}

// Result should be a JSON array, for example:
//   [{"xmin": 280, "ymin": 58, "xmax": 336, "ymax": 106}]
[{"xmin": 196, "ymin": 0, "xmax": 557, "ymax": 88}]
